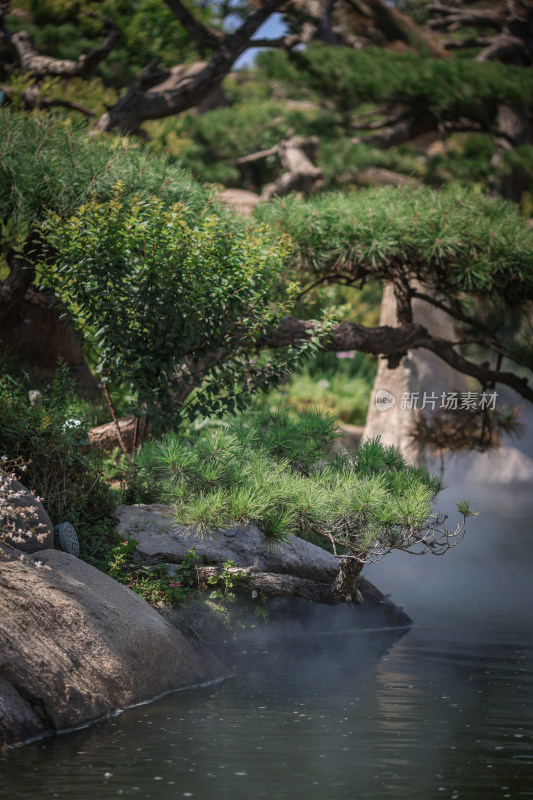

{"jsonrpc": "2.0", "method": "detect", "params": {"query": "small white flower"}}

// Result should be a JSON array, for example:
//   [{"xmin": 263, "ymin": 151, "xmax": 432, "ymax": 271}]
[{"xmin": 63, "ymin": 418, "xmax": 83, "ymax": 430}]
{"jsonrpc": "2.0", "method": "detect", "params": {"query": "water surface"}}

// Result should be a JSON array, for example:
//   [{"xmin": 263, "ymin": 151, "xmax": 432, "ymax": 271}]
[{"xmin": 1, "ymin": 480, "xmax": 532, "ymax": 799}]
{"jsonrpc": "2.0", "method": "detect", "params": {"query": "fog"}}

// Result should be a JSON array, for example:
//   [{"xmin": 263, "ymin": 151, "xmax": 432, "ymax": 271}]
[{"xmin": 2, "ymin": 415, "xmax": 532, "ymax": 800}]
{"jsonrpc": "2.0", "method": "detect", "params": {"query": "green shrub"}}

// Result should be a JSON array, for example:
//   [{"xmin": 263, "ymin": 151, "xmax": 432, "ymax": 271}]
[
  {"xmin": 0, "ymin": 367, "xmax": 117, "ymax": 564},
  {"xmin": 41, "ymin": 184, "xmax": 329, "ymax": 433},
  {"xmin": 107, "ymin": 539, "xmax": 197, "ymax": 608}
]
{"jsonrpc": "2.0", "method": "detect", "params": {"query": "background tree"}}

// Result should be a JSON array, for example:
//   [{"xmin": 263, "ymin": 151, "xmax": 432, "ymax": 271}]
[{"xmin": 0, "ymin": 0, "xmax": 532, "ymax": 451}]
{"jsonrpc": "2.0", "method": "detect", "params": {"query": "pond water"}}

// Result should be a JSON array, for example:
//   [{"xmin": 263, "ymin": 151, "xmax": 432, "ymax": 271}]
[{"xmin": 1, "ymin": 478, "xmax": 532, "ymax": 800}]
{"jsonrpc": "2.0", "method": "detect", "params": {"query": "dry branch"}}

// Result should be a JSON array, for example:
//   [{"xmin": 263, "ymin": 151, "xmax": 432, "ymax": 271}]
[
  {"xmin": 11, "ymin": 17, "xmax": 119, "ymax": 79},
  {"xmin": 0, "ymin": 84, "xmax": 94, "ymax": 116},
  {"xmin": 427, "ymin": 0, "xmax": 533, "ymax": 65},
  {"xmin": 252, "ymin": 134, "xmax": 324, "ymax": 200}
]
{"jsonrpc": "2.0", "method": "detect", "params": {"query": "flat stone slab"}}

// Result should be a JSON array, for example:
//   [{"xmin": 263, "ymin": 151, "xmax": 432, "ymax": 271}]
[{"xmin": 114, "ymin": 504, "xmax": 340, "ymax": 583}]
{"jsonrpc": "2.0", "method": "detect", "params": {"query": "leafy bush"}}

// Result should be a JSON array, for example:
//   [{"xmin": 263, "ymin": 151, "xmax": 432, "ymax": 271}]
[
  {"xmin": 107, "ymin": 539, "xmax": 197, "ymax": 607},
  {"xmin": 136, "ymin": 408, "xmax": 474, "ymax": 563},
  {"xmin": 41, "ymin": 184, "xmax": 328, "ymax": 433},
  {"xmin": 0, "ymin": 367, "xmax": 116, "ymax": 563}
]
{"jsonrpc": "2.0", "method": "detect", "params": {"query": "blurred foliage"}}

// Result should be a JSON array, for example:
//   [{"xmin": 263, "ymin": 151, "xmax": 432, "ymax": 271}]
[
  {"xmin": 8, "ymin": 0, "xmax": 213, "ymax": 86},
  {"xmin": 258, "ymin": 46, "xmax": 533, "ymax": 126},
  {"xmin": 258, "ymin": 351, "xmax": 377, "ymax": 426},
  {"xmin": 0, "ymin": 364, "xmax": 117, "ymax": 565},
  {"xmin": 0, "ymin": 109, "xmax": 212, "ymax": 247},
  {"xmin": 145, "ymin": 99, "xmax": 329, "ymax": 188}
]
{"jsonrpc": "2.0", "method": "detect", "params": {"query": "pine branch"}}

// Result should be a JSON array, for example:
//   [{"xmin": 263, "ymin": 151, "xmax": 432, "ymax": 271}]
[
  {"xmin": 163, "ymin": 0, "xmax": 225, "ymax": 49},
  {"xmin": 245, "ymin": 32, "xmax": 306, "ymax": 50},
  {"xmin": 11, "ymin": 16, "xmax": 119, "ymax": 79},
  {"xmin": 228, "ymin": 0, "xmax": 289, "ymax": 53},
  {"xmin": 0, "ymin": 84, "xmax": 94, "ymax": 116},
  {"xmin": 426, "ymin": 5, "xmax": 503, "ymax": 32}
]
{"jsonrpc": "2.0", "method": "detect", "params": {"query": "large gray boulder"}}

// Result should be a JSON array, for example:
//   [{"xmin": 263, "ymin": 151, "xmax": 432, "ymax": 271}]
[
  {"xmin": 0, "ymin": 472, "xmax": 54, "ymax": 553},
  {"xmin": 0, "ymin": 550, "xmax": 228, "ymax": 748},
  {"xmin": 114, "ymin": 505, "xmax": 414, "ymax": 633},
  {"xmin": 114, "ymin": 503, "xmax": 340, "ymax": 582}
]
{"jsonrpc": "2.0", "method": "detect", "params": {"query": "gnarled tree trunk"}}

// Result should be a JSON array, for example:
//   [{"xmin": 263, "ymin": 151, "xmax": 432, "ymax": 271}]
[{"xmin": 194, "ymin": 563, "xmax": 364, "ymax": 605}]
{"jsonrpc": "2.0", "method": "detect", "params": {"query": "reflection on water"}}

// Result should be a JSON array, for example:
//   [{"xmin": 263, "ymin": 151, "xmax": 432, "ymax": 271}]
[{"xmin": 1, "ymin": 481, "xmax": 532, "ymax": 799}]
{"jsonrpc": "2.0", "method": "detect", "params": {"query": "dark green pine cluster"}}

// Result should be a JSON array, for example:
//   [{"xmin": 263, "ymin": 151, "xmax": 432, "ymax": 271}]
[
  {"xmin": 136, "ymin": 408, "xmax": 471, "ymax": 563},
  {"xmin": 258, "ymin": 45, "xmax": 533, "ymax": 126}
]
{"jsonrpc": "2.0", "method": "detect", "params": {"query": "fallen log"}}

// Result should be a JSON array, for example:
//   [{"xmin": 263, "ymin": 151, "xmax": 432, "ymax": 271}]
[{"xmin": 194, "ymin": 563, "xmax": 364, "ymax": 606}]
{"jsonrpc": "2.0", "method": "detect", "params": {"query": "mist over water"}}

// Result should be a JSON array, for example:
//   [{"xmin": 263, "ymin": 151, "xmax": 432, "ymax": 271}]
[{"xmin": 1, "ymin": 466, "xmax": 532, "ymax": 799}]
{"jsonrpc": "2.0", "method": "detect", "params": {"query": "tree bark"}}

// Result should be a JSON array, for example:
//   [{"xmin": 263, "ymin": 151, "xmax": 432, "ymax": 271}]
[
  {"xmin": 94, "ymin": 0, "xmax": 288, "ymax": 133},
  {"xmin": 11, "ymin": 19, "xmax": 119, "ymax": 79},
  {"xmin": 261, "ymin": 315, "xmax": 533, "ymax": 404},
  {"xmin": 490, "ymin": 104, "xmax": 530, "ymax": 201},
  {"xmin": 194, "ymin": 564, "xmax": 362, "ymax": 605},
  {"xmin": 0, "ymin": 250, "xmax": 35, "ymax": 324},
  {"xmin": 330, "ymin": 556, "xmax": 365, "ymax": 604},
  {"xmin": 0, "ymin": 285, "xmax": 99, "ymax": 394}
]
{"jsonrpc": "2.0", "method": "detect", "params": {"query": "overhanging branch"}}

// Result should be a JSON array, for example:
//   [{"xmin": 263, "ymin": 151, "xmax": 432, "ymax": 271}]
[
  {"xmin": 163, "ymin": 0, "xmax": 225, "ymax": 49},
  {"xmin": 262, "ymin": 316, "xmax": 533, "ymax": 403},
  {"xmin": 245, "ymin": 32, "xmax": 306, "ymax": 50},
  {"xmin": 0, "ymin": 84, "xmax": 94, "ymax": 116},
  {"xmin": 95, "ymin": 0, "xmax": 286, "ymax": 132},
  {"xmin": 228, "ymin": 0, "xmax": 289, "ymax": 52}
]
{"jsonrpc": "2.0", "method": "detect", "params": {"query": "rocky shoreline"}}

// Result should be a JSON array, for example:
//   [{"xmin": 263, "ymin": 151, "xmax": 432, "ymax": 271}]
[{"xmin": 0, "ymin": 501, "xmax": 412, "ymax": 750}]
